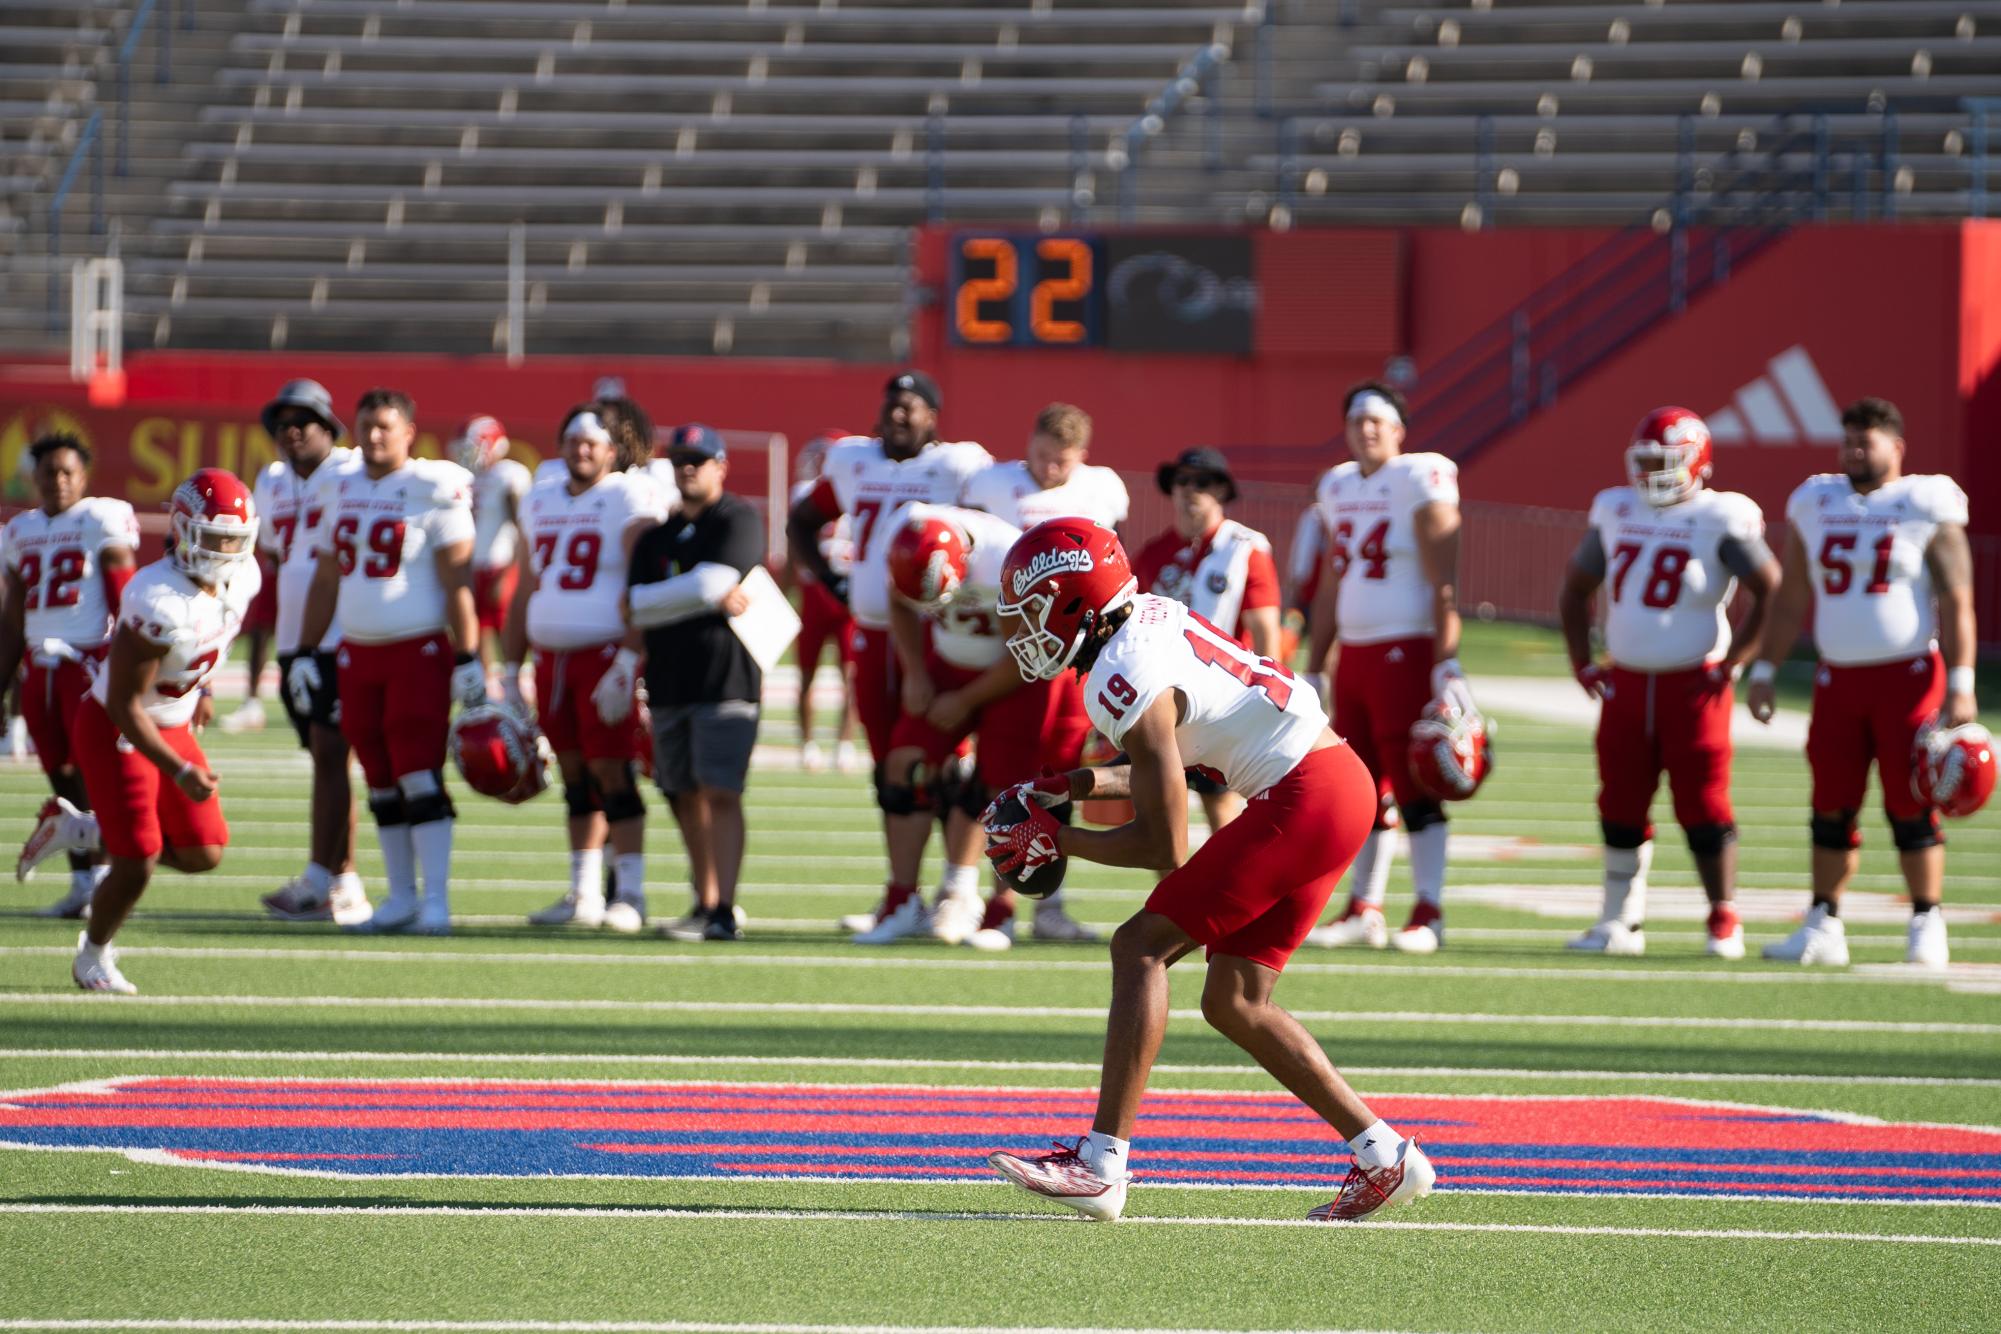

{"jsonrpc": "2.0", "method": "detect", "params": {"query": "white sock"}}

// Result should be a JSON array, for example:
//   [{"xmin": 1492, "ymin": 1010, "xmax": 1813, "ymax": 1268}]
[
  {"xmin": 333, "ymin": 869, "xmax": 363, "ymax": 895},
  {"xmin": 410, "ymin": 818, "xmax": 453, "ymax": 907},
  {"xmin": 375, "ymin": 823, "xmax": 417, "ymax": 898},
  {"xmin": 1603, "ymin": 842, "xmax": 1653, "ymax": 926},
  {"xmin": 570, "ymin": 848, "xmax": 605, "ymax": 901},
  {"xmin": 1349, "ymin": 829, "xmax": 1394, "ymax": 908},
  {"xmin": 1408, "ymin": 824, "xmax": 1448, "ymax": 908},
  {"xmin": 91, "ymin": 863, "xmax": 110, "ymax": 888},
  {"xmin": 70, "ymin": 866, "xmax": 94, "ymax": 896},
  {"xmin": 614, "ymin": 853, "xmax": 644, "ymax": 908},
  {"xmin": 302, "ymin": 862, "xmax": 333, "ymax": 894},
  {"xmin": 1081, "ymin": 1130, "xmax": 1130, "ymax": 1179},
  {"xmin": 1348, "ymin": 1119, "xmax": 1401, "ymax": 1170},
  {"xmin": 940, "ymin": 862, "xmax": 981, "ymax": 898}
]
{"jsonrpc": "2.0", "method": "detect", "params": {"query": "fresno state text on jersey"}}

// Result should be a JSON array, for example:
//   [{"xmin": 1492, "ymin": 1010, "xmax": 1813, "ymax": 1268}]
[
  {"xmin": 520, "ymin": 470, "xmax": 667, "ymax": 649},
  {"xmin": 815, "ymin": 436, "xmax": 993, "ymax": 631},
  {"xmin": 1084, "ymin": 594, "xmax": 1325, "ymax": 798},
  {"xmin": 1786, "ymin": 474, "xmax": 1969, "ymax": 665},
  {"xmin": 1315, "ymin": 453, "xmax": 1458, "ymax": 644},
  {"xmin": 1588, "ymin": 486, "xmax": 1765, "ymax": 672},
  {"xmin": 2, "ymin": 497, "xmax": 140, "ymax": 649},
  {"xmin": 255, "ymin": 447, "xmax": 363, "ymax": 653},
  {"xmin": 895, "ymin": 502, "xmax": 1022, "ymax": 670},
  {"xmin": 94, "ymin": 559, "xmax": 261, "ymax": 727},
  {"xmin": 961, "ymin": 460, "xmax": 1130, "ymax": 530},
  {"xmin": 309, "ymin": 459, "xmax": 475, "ymax": 644}
]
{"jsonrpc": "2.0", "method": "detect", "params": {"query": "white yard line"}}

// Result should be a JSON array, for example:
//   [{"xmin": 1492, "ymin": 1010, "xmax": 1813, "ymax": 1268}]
[{"xmin": 0, "ymin": 1322, "xmax": 1415, "ymax": 1334}]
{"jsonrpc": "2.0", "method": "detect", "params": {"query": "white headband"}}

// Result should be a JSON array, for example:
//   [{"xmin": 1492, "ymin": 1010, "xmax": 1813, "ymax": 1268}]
[
  {"xmin": 564, "ymin": 411, "xmax": 612, "ymax": 445},
  {"xmin": 1347, "ymin": 391, "xmax": 1403, "ymax": 427}
]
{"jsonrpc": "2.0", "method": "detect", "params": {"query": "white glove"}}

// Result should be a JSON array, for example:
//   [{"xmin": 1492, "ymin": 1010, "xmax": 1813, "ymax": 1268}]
[
  {"xmin": 31, "ymin": 639, "xmax": 81, "ymax": 670},
  {"xmin": 286, "ymin": 655, "xmax": 322, "ymax": 716},
  {"xmin": 451, "ymin": 655, "xmax": 489, "ymax": 709},
  {"xmin": 1431, "ymin": 659, "xmax": 1477, "ymax": 719},
  {"xmin": 592, "ymin": 648, "xmax": 640, "ymax": 725},
  {"xmin": 499, "ymin": 664, "xmax": 530, "ymax": 719}
]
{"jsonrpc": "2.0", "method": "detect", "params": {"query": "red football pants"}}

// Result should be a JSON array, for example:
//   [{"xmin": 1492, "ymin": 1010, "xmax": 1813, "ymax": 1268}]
[
  {"xmin": 1807, "ymin": 651, "xmax": 1944, "ymax": 834},
  {"xmin": 338, "ymin": 633, "xmax": 454, "ymax": 788},
  {"xmin": 1595, "ymin": 663, "xmax": 1735, "ymax": 840},
  {"xmin": 1332, "ymin": 636, "xmax": 1435, "ymax": 825}
]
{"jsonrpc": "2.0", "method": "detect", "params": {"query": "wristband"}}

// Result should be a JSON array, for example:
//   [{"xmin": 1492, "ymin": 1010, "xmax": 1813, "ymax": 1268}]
[
  {"xmin": 454, "ymin": 651, "xmax": 477, "ymax": 667},
  {"xmin": 1949, "ymin": 666, "xmax": 1976, "ymax": 696},
  {"xmin": 1748, "ymin": 661, "xmax": 1776, "ymax": 686},
  {"xmin": 501, "ymin": 661, "xmax": 522, "ymax": 679},
  {"xmin": 174, "ymin": 759, "xmax": 196, "ymax": 783}
]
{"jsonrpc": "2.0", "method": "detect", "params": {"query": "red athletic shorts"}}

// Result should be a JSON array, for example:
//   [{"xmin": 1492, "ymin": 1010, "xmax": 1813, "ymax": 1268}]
[
  {"xmin": 535, "ymin": 641, "xmax": 641, "ymax": 763},
  {"xmin": 244, "ymin": 558, "xmax": 278, "ymax": 632},
  {"xmin": 851, "ymin": 624, "xmax": 899, "ymax": 764},
  {"xmin": 1807, "ymin": 650, "xmax": 1944, "ymax": 835},
  {"xmin": 1595, "ymin": 662, "xmax": 1735, "ymax": 838},
  {"xmin": 474, "ymin": 564, "xmax": 519, "ymax": 634},
  {"xmin": 337, "ymin": 633, "xmax": 454, "ymax": 788},
  {"xmin": 73, "ymin": 694, "xmax": 228, "ymax": 860},
  {"xmin": 20, "ymin": 647, "xmax": 103, "ymax": 777},
  {"xmin": 1332, "ymin": 636, "xmax": 1435, "ymax": 823},
  {"xmin": 1145, "ymin": 742, "xmax": 1375, "ymax": 972},
  {"xmin": 797, "ymin": 580, "xmax": 854, "ymax": 679}
]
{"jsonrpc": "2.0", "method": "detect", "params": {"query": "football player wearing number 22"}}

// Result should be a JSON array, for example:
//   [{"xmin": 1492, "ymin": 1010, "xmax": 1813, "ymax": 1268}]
[
  {"xmin": 981, "ymin": 518, "xmax": 1434, "ymax": 1224},
  {"xmin": 292, "ymin": 389, "xmax": 483, "ymax": 937}
]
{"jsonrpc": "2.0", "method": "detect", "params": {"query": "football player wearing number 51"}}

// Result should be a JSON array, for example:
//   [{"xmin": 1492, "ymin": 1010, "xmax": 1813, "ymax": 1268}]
[
  {"xmin": 291, "ymin": 389, "xmax": 482, "ymax": 936},
  {"xmin": 1747, "ymin": 397, "xmax": 1978, "ymax": 969},
  {"xmin": 980, "ymin": 518, "xmax": 1433, "ymax": 1225}
]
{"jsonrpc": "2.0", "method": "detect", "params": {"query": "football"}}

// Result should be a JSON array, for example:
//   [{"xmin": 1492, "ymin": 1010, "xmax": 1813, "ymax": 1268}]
[{"xmin": 986, "ymin": 788, "xmax": 1069, "ymax": 900}]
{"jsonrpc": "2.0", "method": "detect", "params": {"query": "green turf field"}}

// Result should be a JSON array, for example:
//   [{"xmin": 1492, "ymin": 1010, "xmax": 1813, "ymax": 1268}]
[{"xmin": 3, "ymin": 624, "xmax": 1998, "ymax": 1333}]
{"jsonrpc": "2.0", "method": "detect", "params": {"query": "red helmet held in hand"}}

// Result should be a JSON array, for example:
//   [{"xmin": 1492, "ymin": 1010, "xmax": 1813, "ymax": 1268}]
[
  {"xmin": 1912, "ymin": 719, "xmax": 1996, "ymax": 818},
  {"xmin": 994, "ymin": 518, "xmax": 1136, "ymax": 681},
  {"xmin": 1407, "ymin": 696, "xmax": 1495, "ymax": 801},
  {"xmin": 886, "ymin": 512, "xmax": 970, "ymax": 612},
  {"xmin": 450, "ymin": 705, "xmax": 552, "ymax": 805}
]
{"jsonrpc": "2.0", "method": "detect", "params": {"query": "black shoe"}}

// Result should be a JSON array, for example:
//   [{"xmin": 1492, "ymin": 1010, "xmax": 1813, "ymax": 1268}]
[{"xmin": 703, "ymin": 911, "xmax": 743, "ymax": 942}]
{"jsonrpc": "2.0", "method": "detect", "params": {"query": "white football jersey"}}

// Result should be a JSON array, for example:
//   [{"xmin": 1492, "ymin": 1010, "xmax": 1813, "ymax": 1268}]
[
  {"xmin": 2, "ymin": 496, "xmax": 140, "ymax": 650},
  {"xmin": 961, "ymin": 460, "xmax": 1129, "ymax": 530},
  {"xmin": 309, "ymin": 458, "xmax": 475, "ymax": 645},
  {"xmin": 471, "ymin": 456, "xmax": 533, "ymax": 571},
  {"xmin": 520, "ymin": 470, "xmax": 668, "ymax": 650},
  {"xmin": 1786, "ymin": 473, "xmax": 1970, "ymax": 666},
  {"xmin": 818, "ymin": 436, "xmax": 994, "ymax": 630},
  {"xmin": 890, "ymin": 502, "xmax": 1021, "ymax": 670},
  {"xmin": 1084, "ymin": 594, "xmax": 1325, "ymax": 799},
  {"xmin": 255, "ymin": 448, "xmax": 362, "ymax": 654},
  {"xmin": 1589, "ymin": 486, "xmax": 1764, "ymax": 672},
  {"xmin": 1315, "ymin": 452, "xmax": 1459, "ymax": 645},
  {"xmin": 94, "ymin": 557, "xmax": 261, "ymax": 727}
]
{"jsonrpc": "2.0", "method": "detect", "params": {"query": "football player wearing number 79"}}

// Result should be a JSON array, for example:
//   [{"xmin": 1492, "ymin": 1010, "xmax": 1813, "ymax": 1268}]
[
  {"xmin": 981, "ymin": 518, "xmax": 1433, "ymax": 1223},
  {"xmin": 290, "ymin": 389, "xmax": 483, "ymax": 936},
  {"xmin": 1746, "ymin": 397, "xmax": 1980, "ymax": 969}
]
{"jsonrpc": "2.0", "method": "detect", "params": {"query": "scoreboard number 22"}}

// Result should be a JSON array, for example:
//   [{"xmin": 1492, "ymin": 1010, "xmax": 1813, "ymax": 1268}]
[{"xmin": 950, "ymin": 234, "xmax": 1101, "ymax": 348}]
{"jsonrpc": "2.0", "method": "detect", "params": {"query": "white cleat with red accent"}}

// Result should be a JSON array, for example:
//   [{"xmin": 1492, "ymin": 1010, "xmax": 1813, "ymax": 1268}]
[
  {"xmin": 988, "ymin": 1140, "xmax": 1130, "ymax": 1221},
  {"xmin": 1308, "ymin": 1138, "xmax": 1436, "ymax": 1222},
  {"xmin": 72, "ymin": 932, "xmax": 137, "ymax": 996}
]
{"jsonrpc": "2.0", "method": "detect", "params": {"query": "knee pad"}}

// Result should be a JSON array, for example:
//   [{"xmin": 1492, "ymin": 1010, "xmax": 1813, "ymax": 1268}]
[
  {"xmin": 564, "ymin": 778, "xmax": 599, "ymax": 819},
  {"xmin": 402, "ymin": 772, "xmax": 456, "ymax": 826},
  {"xmin": 953, "ymin": 776, "xmax": 991, "ymax": 821},
  {"xmin": 1372, "ymin": 790, "xmax": 1400, "ymax": 833},
  {"xmin": 601, "ymin": 784, "xmax": 646, "ymax": 824},
  {"xmin": 1891, "ymin": 814, "xmax": 1942, "ymax": 852},
  {"xmin": 1683, "ymin": 822, "xmax": 1736, "ymax": 858},
  {"xmin": 877, "ymin": 780, "xmax": 924, "ymax": 816},
  {"xmin": 1810, "ymin": 809, "xmax": 1860, "ymax": 852},
  {"xmin": 366, "ymin": 788, "xmax": 407, "ymax": 828},
  {"xmin": 1600, "ymin": 820, "xmax": 1651, "ymax": 851},
  {"xmin": 933, "ymin": 753, "xmax": 975, "ymax": 820},
  {"xmin": 1399, "ymin": 798, "xmax": 1447, "ymax": 833}
]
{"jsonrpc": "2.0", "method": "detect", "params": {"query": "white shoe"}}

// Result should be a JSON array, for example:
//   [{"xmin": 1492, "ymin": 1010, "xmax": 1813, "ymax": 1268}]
[
  {"xmin": 988, "ymin": 1140, "xmax": 1129, "ymax": 1222},
  {"xmin": 1309, "ymin": 1139, "xmax": 1436, "ymax": 1221},
  {"xmin": 529, "ymin": 891, "xmax": 605, "ymax": 928},
  {"xmin": 968, "ymin": 923, "xmax": 1016, "ymax": 952},
  {"xmin": 219, "ymin": 697, "xmax": 267, "ymax": 733},
  {"xmin": 1706, "ymin": 906, "xmax": 1745, "ymax": 960},
  {"xmin": 1567, "ymin": 920, "xmax": 1645, "ymax": 956},
  {"xmin": 801, "ymin": 741, "xmax": 825, "ymax": 772},
  {"xmin": 352, "ymin": 889, "xmax": 420, "ymax": 934},
  {"xmin": 1390, "ymin": 924, "xmax": 1440, "ymax": 955},
  {"xmin": 1304, "ymin": 905, "xmax": 1388, "ymax": 950},
  {"xmin": 72, "ymin": 932, "xmax": 136, "ymax": 995},
  {"xmin": 262, "ymin": 877, "xmax": 331, "ymax": 922},
  {"xmin": 1032, "ymin": 903, "xmax": 1099, "ymax": 942},
  {"xmin": 1762, "ymin": 904, "xmax": 1849, "ymax": 966},
  {"xmin": 328, "ymin": 878, "xmax": 374, "ymax": 928},
  {"xmin": 17, "ymin": 796, "xmax": 93, "ymax": 882},
  {"xmin": 37, "ymin": 870, "xmax": 100, "ymax": 919},
  {"xmin": 929, "ymin": 891, "xmax": 985, "ymax": 945},
  {"xmin": 853, "ymin": 894, "xmax": 928, "ymax": 945},
  {"xmin": 839, "ymin": 908, "xmax": 879, "ymax": 933},
  {"xmin": 834, "ymin": 740, "xmax": 863, "ymax": 774},
  {"xmin": 603, "ymin": 899, "xmax": 646, "ymax": 935},
  {"xmin": 1907, "ymin": 909, "xmax": 1949, "ymax": 969}
]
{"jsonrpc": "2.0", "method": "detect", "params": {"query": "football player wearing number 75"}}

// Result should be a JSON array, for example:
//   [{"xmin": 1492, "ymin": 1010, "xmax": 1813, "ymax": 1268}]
[
  {"xmin": 981, "ymin": 518, "xmax": 1433, "ymax": 1223},
  {"xmin": 290, "ymin": 389, "xmax": 483, "ymax": 936}
]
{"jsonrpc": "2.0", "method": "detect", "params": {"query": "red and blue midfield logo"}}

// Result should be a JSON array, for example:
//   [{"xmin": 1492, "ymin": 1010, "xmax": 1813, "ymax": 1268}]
[{"xmin": 3, "ymin": 1077, "xmax": 1997, "ymax": 1204}]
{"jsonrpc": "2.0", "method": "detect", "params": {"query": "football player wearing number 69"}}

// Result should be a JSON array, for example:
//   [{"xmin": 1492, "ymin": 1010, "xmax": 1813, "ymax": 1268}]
[
  {"xmin": 981, "ymin": 518, "xmax": 1432, "ymax": 1224},
  {"xmin": 502, "ymin": 408, "xmax": 667, "ymax": 933},
  {"xmin": 1557, "ymin": 408, "xmax": 1780, "ymax": 960},
  {"xmin": 291, "ymin": 389, "xmax": 482, "ymax": 936},
  {"xmin": 1747, "ymin": 397, "xmax": 1979, "ymax": 969}
]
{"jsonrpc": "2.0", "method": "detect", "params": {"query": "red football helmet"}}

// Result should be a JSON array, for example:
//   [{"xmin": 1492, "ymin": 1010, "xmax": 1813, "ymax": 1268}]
[
  {"xmin": 793, "ymin": 430, "xmax": 850, "ymax": 486},
  {"xmin": 994, "ymin": 517, "xmax": 1136, "ymax": 681},
  {"xmin": 887, "ymin": 513, "xmax": 970, "ymax": 611},
  {"xmin": 451, "ymin": 415, "xmax": 511, "ymax": 473},
  {"xmin": 168, "ymin": 468, "xmax": 258, "ymax": 583},
  {"xmin": 450, "ymin": 705, "xmax": 552, "ymax": 805},
  {"xmin": 1627, "ymin": 406, "xmax": 1713, "ymax": 507},
  {"xmin": 1407, "ymin": 696, "xmax": 1495, "ymax": 801},
  {"xmin": 1912, "ymin": 720, "xmax": 1996, "ymax": 818}
]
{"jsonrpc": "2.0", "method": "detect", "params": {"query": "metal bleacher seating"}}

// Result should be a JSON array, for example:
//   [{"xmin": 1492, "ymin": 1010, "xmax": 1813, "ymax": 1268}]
[{"xmin": 0, "ymin": 2, "xmax": 107, "ymax": 248}]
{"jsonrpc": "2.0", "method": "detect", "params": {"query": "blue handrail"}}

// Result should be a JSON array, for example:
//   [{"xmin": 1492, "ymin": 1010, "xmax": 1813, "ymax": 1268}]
[
  {"xmin": 115, "ymin": 0, "xmax": 170, "ymax": 177},
  {"xmin": 1967, "ymin": 97, "xmax": 2001, "ymax": 218},
  {"xmin": 1114, "ymin": 41, "xmax": 1229, "ymax": 223},
  {"xmin": 46, "ymin": 109, "xmax": 106, "ymax": 331}
]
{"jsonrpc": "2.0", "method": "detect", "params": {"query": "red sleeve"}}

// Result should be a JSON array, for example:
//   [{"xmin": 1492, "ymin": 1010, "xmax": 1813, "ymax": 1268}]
[
  {"xmin": 103, "ymin": 563, "xmax": 135, "ymax": 610},
  {"xmin": 1241, "ymin": 545, "xmax": 1280, "ymax": 612},
  {"xmin": 806, "ymin": 475, "xmax": 841, "ymax": 517}
]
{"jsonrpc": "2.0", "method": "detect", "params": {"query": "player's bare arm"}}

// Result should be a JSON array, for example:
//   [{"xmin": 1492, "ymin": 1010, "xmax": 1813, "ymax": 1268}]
[
  {"xmin": 889, "ymin": 595, "xmax": 934, "ymax": 717},
  {"xmin": 104, "ymin": 625, "xmax": 216, "ymax": 802},
  {"xmin": 435, "ymin": 538, "xmax": 479, "ymax": 658},
  {"xmin": 499, "ymin": 540, "xmax": 534, "ymax": 668},
  {"xmin": 1242, "ymin": 604, "xmax": 1281, "ymax": 661},
  {"xmin": 1415, "ymin": 499, "xmax": 1462, "ymax": 664},
  {"xmin": 1927, "ymin": 521, "xmax": 1979, "ymax": 726},
  {"xmin": 1721, "ymin": 545, "xmax": 1783, "ymax": 675},
  {"xmin": 0, "ymin": 568, "xmax": 28, "ymax": 690},
  {"xmin": 787, "ymin": 491, "xmax": 843, "ymax": 593},
  {"xmin": 293, "ymin": 550, "xmax": 342, "ymax": 654},
  {"xmin": 926, "ymin": 655, "xmax": 1025, "ymax": 733},
  {"xmin": 1057, "ymin": 691, "xmax": 1189, "ymax": 873},
  {"xmin": 1557, "ymin": 532, "xmax": 1605, "ymax": 679},
  {"xmin": 1748, "ymin": 528, "xmax": 1813, "ymax": 724},
  {"xmin": 1305, "ymin": 548, "xmax": 1341, "ymax": 675}
]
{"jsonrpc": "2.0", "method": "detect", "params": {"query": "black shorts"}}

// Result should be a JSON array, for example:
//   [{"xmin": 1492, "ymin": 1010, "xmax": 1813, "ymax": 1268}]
[{"xmin": 276, "ymin": 648, "xmax": 341, "ymax": 748}]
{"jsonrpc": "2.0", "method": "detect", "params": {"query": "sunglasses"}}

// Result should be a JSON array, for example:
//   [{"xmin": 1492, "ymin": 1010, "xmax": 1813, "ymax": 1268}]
[
  {"xmin": 1171, "ymin": 471, "xmax": 1225, "ymax": 491},
  {"xmin": 271, "ymin": 409, "xmax": 320, "ymax": 433},
  {"xmin": 669, "ymin": 452, "xmax": 718, "ymax": 469}
]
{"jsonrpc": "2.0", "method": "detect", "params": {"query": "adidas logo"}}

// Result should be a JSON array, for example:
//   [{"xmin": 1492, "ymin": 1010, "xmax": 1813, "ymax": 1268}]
[{"xmin": 1706, "ymin": 346, "xmax": 1842, "ymax": 447}]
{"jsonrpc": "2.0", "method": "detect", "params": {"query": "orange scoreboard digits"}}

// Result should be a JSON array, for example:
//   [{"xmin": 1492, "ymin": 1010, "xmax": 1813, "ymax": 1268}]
[{"xmin": 949, "ymin": 233, "xmax": 1102, "ymax": 348}]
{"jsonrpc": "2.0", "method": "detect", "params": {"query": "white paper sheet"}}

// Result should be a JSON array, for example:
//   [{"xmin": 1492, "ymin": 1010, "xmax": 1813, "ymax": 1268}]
[{"xmin": 728, "ymin": 564, "xmax": 802, "ymax": 674}]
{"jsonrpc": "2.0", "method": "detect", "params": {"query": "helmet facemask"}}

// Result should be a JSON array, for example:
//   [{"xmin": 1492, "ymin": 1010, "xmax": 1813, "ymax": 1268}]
[
  {"xmin": 171, "ymin": 510, "xmax": 256, "ymax": 583},
  {"xmin": 1626, "ymin": 442, "xmax": 1703, "ymax": 507}
]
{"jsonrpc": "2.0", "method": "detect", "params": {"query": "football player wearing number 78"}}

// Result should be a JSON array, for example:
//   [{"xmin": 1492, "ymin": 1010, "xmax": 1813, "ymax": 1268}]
[
  {"xmin": 981, "ymin": 518, "xmax": 1433, "ymax": 1223},
  {"xmin": 290, "ymin": 389, "xmax": 483, "ymax": 936}
]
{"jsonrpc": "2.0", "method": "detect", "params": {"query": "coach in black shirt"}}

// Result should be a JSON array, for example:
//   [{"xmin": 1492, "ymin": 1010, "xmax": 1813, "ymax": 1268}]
[{"xmin": 626, "ymin": 424, "xmax": 764, "ymax": 942}]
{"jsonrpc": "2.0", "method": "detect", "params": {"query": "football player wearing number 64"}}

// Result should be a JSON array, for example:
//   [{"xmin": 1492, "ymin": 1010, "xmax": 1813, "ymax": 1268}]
[
  {"xmin": 290, "ymin": 389, "xmax": 482, "ymax": 936},
  {"xmin": 980, "ymin": 518, "xmax": 1433, "ymax": 1224}
]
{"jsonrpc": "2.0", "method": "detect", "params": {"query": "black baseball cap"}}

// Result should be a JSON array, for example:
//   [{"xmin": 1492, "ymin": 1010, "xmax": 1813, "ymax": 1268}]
[
  {"xmin": 261, "ymin": 379, "xmax": 344, "ymax": 440},
  {"xmin": 667, "ymin": 423, "xmax": 727, "ymax": 461},
  {"xmin": 1155, "ymin": 446, "xmax": 1238, "ymax": 502},
  {"xmin": 884, "ymin": 369, "xmax": 941, "ymax": 412}
]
